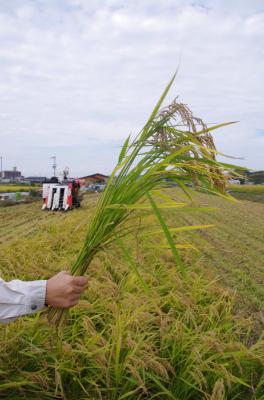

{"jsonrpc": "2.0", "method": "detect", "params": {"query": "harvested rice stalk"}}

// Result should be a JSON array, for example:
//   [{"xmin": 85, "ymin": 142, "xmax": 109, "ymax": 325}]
[{"xmin": 48, "ymin": 75, "xmax": 237, "ymax": 327}]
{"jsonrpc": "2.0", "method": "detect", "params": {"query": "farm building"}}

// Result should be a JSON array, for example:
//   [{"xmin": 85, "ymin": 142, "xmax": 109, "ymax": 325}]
[
  {"xmin": 1, "ymin": 167, "xmax": 22, "ymax": 180},
  {"xmin": 78, "ymin": 173, "xmax": 109, "ymax": 186}
]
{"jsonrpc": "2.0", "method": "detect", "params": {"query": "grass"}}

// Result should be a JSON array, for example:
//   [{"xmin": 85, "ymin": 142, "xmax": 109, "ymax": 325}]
[{"xmin": 0, "ymin": 193, "xmax": 263, "ymax": 399}]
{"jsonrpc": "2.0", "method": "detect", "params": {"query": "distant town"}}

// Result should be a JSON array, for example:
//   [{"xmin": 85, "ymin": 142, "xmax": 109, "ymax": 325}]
[
  {"xmin": 0, "ymin": 166, "xmax": 109, "ymax": 186},
  {"xmin": 1, "ymin": 165, "xmax": 264, "ymax": 185},
  {"xmin": 0, "ymin": 168, "xmax": 110, "ymax": 206}
]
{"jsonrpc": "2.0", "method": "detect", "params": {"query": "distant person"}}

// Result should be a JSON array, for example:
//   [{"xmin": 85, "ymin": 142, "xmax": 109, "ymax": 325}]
[{"xmin": 0, "ymin": 271, "xmax": 88, "ymax": 324}]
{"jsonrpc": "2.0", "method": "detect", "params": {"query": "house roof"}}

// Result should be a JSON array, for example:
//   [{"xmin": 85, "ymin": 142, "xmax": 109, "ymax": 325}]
[{"xmin": 78, "ymin": 173, "xmax": 109, "ymax": 179}]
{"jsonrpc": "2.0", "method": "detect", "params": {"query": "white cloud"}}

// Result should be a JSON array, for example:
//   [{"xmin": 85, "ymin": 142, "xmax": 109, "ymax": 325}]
[{"xmin": 0, "ymin": 0, "xmax": 263, "ymax": 176}]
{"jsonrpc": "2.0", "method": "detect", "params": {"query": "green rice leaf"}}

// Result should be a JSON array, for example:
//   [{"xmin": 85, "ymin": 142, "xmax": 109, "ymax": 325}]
[
  {"xmin": 146, "ymin": 72, "xmax": 177, "ymax": 126},
  {"xmin": 106, "ymin": 202, "xmax": 187, "ymax": 210},
  {"xmin": 195, "ymin": 121, "xmax": 238, "ymax": 135},
  {"xmin": 118, "ymin": 135, "xmax": 130, "ymax": 163},
  {"xmin": 146, "ymin": 224, "xmax": 214, "ymax": 236},
  {"xmin": 147, "ymin": 192, "xmax": 186, "ymax": 277}
]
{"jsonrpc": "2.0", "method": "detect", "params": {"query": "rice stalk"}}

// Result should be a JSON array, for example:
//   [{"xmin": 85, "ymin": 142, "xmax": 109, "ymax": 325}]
[{"xmin": 48, "ymin": 75, "xmax": 237, "ymax": 328}]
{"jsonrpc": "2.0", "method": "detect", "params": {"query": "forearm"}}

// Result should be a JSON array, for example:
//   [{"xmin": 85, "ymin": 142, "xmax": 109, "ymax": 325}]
[{"xmin": 0, "ymin": 278, "xmax": 47, "ymax": 323}]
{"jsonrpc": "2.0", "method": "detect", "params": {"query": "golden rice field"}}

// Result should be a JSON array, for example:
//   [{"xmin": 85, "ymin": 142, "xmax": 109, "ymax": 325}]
[
  {"xmin": 0, "ymin": 185, "xmax": 40, "ymax": 193},
  {"xmin": 229, "ymin": 185, "xmax": 264, "ymax": 193},
  {"xmin": 0, "ymin": 190, "xmax": 263, "ymax": 399},
  {"xmin": 228, "ymin": 185, "xmax": 264, "ymax": 203}
]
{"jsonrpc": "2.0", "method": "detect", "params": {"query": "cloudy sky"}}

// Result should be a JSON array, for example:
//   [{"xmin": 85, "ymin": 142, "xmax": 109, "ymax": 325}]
[{"xmin": 0, "ymin": 0, "xmax": 263, "ymax": 177}]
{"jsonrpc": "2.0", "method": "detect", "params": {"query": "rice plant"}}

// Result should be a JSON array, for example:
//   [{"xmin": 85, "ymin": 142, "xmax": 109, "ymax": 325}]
[{"xmin": 48, "ymin": 74, "xmax": 237, "ymax": 327}]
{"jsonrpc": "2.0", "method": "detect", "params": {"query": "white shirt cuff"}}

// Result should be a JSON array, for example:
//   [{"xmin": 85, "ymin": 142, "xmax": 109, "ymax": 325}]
[{"xmin": 0, "ymin": 279, "xmax": 47, "ymax": 322}]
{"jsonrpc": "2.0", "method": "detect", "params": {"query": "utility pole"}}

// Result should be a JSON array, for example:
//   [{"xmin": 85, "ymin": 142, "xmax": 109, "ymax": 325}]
[
  {"xmin": 63, "ymin": 167, "xmax": 69, "ymax": 180},
  {"xmin": 0, "ymin": 156, "xmax": 2, "ymax": 179},
  {"xmin": 50, "ymin": 156, "xmax": 57, "ymax": 177}
]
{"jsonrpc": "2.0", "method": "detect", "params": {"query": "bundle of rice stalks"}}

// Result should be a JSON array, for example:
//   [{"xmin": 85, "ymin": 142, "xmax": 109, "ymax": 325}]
[{"xmin": 48, "ymin": 74, "xmax": 237, "ymax": 327}]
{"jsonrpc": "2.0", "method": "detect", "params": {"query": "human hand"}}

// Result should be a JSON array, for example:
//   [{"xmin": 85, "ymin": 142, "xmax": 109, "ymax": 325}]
[{"xmin": 45, "ymin": 271, "xmax": 88, "ymax": 308}]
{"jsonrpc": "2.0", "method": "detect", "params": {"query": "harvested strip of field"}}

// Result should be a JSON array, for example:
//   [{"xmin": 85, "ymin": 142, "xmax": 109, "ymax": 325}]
[{"xmin": 0, "ymin": 202, "xmax": 66, "ymax": 244}]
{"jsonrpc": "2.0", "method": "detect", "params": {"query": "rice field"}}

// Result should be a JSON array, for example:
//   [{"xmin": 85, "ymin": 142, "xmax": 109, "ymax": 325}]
[
  {"xmin": 0, "ymin": 190, "xmax": 263, "ymax": 399},
  {"xmin": 228, "ymin": 185, "xmax": 264, "ymax": 203},
  {"xmin": 0, "ymin": 185, "xmax": 40, "ymax": 193},
  {"xmin": 229, "ymin": 185, "xmax": 264, "ymax": 193}
]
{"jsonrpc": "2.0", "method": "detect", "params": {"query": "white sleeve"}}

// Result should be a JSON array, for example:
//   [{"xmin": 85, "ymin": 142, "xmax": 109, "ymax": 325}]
[{"xmin": 0, "ymin": 277, "xmax": 47, "ymax": 324}]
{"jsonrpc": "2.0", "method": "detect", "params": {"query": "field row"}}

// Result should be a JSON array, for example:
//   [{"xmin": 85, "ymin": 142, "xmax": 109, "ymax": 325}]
[{"xmin": 158, "ymin": 190, "xmax": 264, "ymax": 314}]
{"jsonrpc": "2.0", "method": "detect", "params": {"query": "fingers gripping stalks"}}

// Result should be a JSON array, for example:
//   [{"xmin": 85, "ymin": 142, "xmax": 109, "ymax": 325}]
[{"xmin": 46, "ymin": 271, "xmax": 88, "ymax": 309}]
